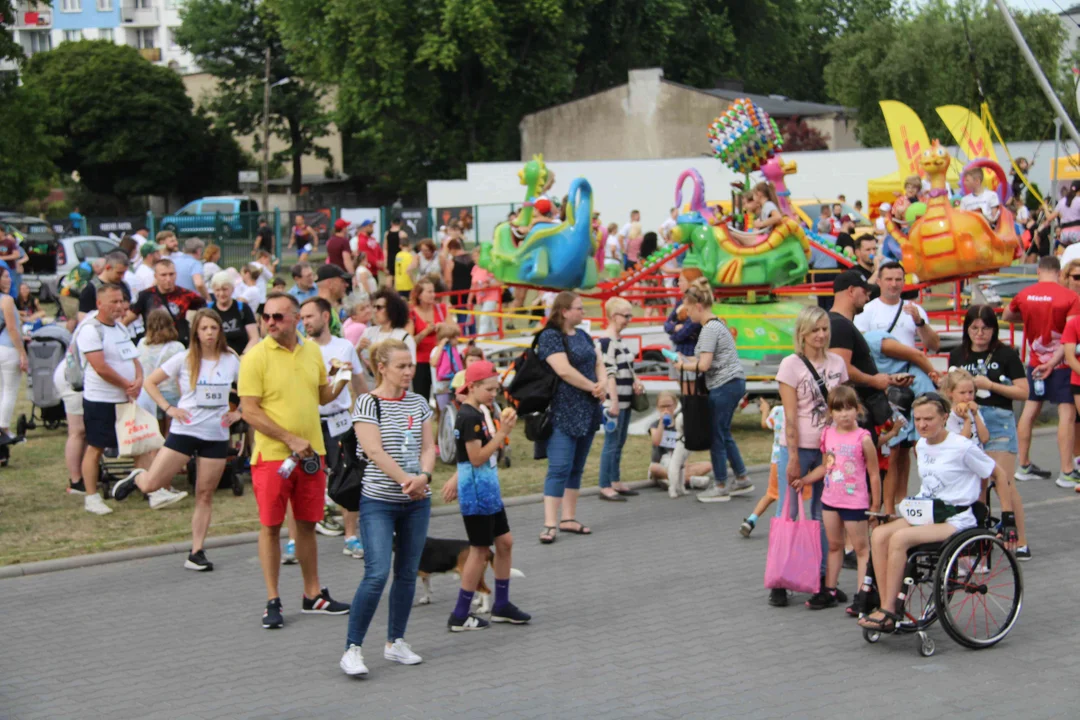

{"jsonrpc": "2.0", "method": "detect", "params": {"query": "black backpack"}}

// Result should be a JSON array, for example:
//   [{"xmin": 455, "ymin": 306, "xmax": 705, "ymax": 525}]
[
  {"xmin": 327, "ymin": 398, "xmax": 379, "ymax": 512},
  {"xmin": 507, "ymin": 328, "xmax": 569, "ymax": 416}
]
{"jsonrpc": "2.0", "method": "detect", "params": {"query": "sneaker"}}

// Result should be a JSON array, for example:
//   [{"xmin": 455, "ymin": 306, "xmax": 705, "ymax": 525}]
[
  {"xmin": 0, "ymin": 430, "xmax": 15, "ymax": 446},
  {"xmin": 768, "ymin": 588, "xmax": 789, "ymax": 607},
  {"xmin": 490, "ymin": 603, "xmax": 532, "ymax": 625},
  {"xmin": 66, "ymin": 479, "xmax": 86, "ymax": 495},
  {"xmin": 110, "ymin": 469, "xmax": 145, "ymax": 502},
  {"xmin": 262, "ymin": 598, "xmax": 284, "ymax": 629},
  {"xmin": 739, "ymin": 518, "xmax": 756, "ymax": 538},
  {"xmin": 696, "ymin": 485, "xmax": 730, "ymax": 503},
  {"xmin": 384, "ymin": 639, "xmax": 422, "ymax": 665},
  {"xmin": 1015, "ymin": 463, "xmax": 1051, "ymax": 482},
  {"xmin": 842, "ymin": 550, "xmax": 857, "ymax": 569},
  {"xmin": 688, "ymin": 475, "xmax": 712, "ymax": 490},
  {"xmin": 282, "ymin": 539, "xmax": 297, "ymax": 565},
  {"xmin": 1055, "ymin": 470, "xmax": 1080, "ymax": 489},
  {"xmin": 727, "ymin": 477, "xmax": 755, "ymax": 497},
  {"xmin": 343, "ymin": 536, "xmax": 364, "ymax": 559},
  {"xmin": 84, "ymin": 493, "xmax": 113, "ymax": 515},
  {"xmin": 184, "ymin": 549, "xmax": 214, "ymax": 571},
  {"xmin": 805, "ymin": 590, "xmax": 838, "ymax": 610},
  {"xmin": 834, "ymin": 587, "xmax": 849, "ymax": 604},
  {"xmin": 148, "ymin": 488, "xmax": 187, "ymax": 510},
  {"xmin": 316, "ymin": 515, "xmax": 345, "ymax": 536},
  {"xmin": 340, "ymin": 644, "xmax": 369, "ymax": 676},
  {"xmin": 1015, "ymin": 546, "xmax": 1032, "ymax": 562},
  {"xmin": 301, "ymin": 587, "xmax": 350, "ymax": 615},
  {"xmin": 448, "ymin": 612, "xmax": 490, "ymax": 632}
]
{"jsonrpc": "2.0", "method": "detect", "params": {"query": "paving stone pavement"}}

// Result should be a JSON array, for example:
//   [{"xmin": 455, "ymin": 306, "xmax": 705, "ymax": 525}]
[{"xmin": 2, "ymin": 432, "xmax": 1079, "ymax": 719}]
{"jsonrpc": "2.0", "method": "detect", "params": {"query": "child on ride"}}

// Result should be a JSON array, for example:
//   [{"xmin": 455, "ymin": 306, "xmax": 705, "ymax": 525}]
[
  {"xmin": 794, "ymin": 386, "xmax": 880, "ymax": 611},
  {"xmin": 941, "ymin": 368, "xmax": 989, "ymax": 448},
  {"xmin": 858, "ymin": 393, "xmax": 1017, "ymax": 632},
  {"xmin": 751, "ymin": 182, "xmax": 784, "ymax": 232},
  {"xmin": 959, "ymin": 167, "xmax": 1001, "ymax": 225}
]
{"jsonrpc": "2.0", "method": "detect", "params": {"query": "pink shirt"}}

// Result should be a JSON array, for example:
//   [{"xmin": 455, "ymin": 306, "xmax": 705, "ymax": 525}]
[
  {"xmin": 342, "ymin": 319, "xmax": 366, "ymax": 347},
  {"xmin": 626, "ymin": 235, "xmax": 644, "ymax": 262},
  {"xmin": 471, "ymin": 265, "xmax": 499, "ymax": 304},
  {"xmin": 819, "ymin": 425, "xmax": 872, "ymax": 510},
  {"xmin": 775, "ymin": 352, "xmax": 849, "ymax": 449}
]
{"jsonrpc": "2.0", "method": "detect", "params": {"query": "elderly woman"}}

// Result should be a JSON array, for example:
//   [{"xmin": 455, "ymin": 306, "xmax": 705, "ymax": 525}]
[
  {"xmin": 342, "ymin": 291, "xmax": 373, "ymax": 347},
  {"xmin": 410, "ymin": 238, "xmax": 442, "ymax": 286},
  {"xmin": 671, "ymin": 279, "xmax": 752, "ymax": 503},
  {"xmin": 598, "ymin": 297, "xmax": 645, "ymax": 501},
  {"xmin": 408, "ymin": 278, "xmax": 452, "ymax": 403},
  {"xmin": 208, "ymin": 270, "xmax": 258, "ymax": 356},
  {"xmin": 538, "ymin": 291, "xmax": 606, "ymax": 544}
]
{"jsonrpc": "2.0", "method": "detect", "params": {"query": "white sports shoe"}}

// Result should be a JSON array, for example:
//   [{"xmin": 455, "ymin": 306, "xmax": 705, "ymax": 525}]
[
  {"xmin": 84, "ymin": 493, "xmax": 113, "ymax": 515},
  {"xmin": 696, "ymin": 485, "xmax": 730, "ymax": 503},
  {"xmin": 384, "ymin": 639, "xmax": 422, "ymax": 665},
  {"xmin": 340, "ymin": 644, "xmax": 369, "ymax": 676},
  {"xmin": 149, "ymin": 488, "xmax": 187, "ymax": 510}
]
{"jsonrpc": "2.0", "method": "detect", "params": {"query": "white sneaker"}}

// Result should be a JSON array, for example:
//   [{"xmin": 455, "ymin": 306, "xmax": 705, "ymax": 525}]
[
  {"xmin": 340, "ymin": 644, "xmax": 369, "ymax": 676},
  {"xmin": 384, "ymin": 639, "xmax": 422, "ymax": 665},
  {"xmin": 149, "ymin": 488, "xmax": 187, "ymax": 510},
  {"xmin": 689, "ymin": 475, "xmax": 712, "ymax": 490},
  {"xmin": 1055, "ymin": 471, "xmax": 1080, "ymax": 489},
  {"xmin": 696, "ymin": 485, "xmax": 730, "ymax": 503},
  {"xmin": 84, "ymin": 493, "xmax": 113, "ymax": 515}
]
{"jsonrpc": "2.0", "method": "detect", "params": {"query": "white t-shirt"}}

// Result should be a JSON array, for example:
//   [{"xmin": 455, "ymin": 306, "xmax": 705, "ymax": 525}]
[
  {"xmin": 122, "ymin": 270, "xmax": 137, "ymax": 299},
  {"xmin": 1016, "ymin": 205, "xmax": 1030, "ymax": 224},
  {"xmin": 960, "ymin": 189, "xmax": 1000, "ymax": 222},
  {"xmin": 236, "ymin": 282, "xmax": 263, "ymax": 308},
  {"xmin": 914, "ymin": 432, "xmax": 994, "ymax": 507},
  {"xmin": 317, "ymin": 336, "xmax": 362, "ymax": 417},
  {"xmin": 854, "ymin": 298, "xmax": 929, "ymax": 348},
  {"xmin": 605, "ymin": 232, "xmax": 621, "ymax": 260},
  {"xmin": 660, "ymin": 216, "xmax": 677, "ymax": 241},
  {"xmin": 760, "ymin": 201, "xmax": 780, "ymax": 220},
  {"xmin": 619, "ymin": 222, "xmax": 633, "ymax": 240},
  {"xmin": 159, "ymin": 351, "xmax": 240, "ymax": 441},
  {"xmin": 76, "ymin": 317, "xmax": 139, "ymax": 403},
  {"xmin": 132, "ymin": 264, "xmax": 156, "ymax": 295},
  {"xmin": 945, "ymin": 407, "xmax": 985, "ymax": 449}
]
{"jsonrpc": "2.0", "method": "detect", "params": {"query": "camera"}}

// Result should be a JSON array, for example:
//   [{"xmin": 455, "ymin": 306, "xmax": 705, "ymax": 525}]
[{"xmin": 301, "ymin": 454, "xmax": 321, "ymax": 475}]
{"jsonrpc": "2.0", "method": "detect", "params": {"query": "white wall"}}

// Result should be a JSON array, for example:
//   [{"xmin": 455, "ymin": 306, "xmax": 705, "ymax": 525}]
[{"xmin": 428, "ymin": 141, "xmax": 1053, "ymax": 235}]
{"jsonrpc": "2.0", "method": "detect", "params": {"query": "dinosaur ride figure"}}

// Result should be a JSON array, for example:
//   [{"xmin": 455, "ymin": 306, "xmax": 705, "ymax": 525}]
[
  {"xmin": 884, "ymin": 141, "xmax": 1019, "ymax": 283},
  {"xmin": 672, "ymin": 169, "xmax": 810, "ymax": 288}
]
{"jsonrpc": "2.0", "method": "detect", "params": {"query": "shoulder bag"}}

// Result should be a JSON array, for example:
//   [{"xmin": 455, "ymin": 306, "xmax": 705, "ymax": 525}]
[{"xmin": 328, "ymin": 397, "xmax": 380, "ymax": 512}]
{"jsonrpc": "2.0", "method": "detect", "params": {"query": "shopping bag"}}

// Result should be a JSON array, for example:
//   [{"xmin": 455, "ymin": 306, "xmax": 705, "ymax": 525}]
[
  {"xmin": 680, "ymin": 372, "xmax": 711, "ymax": 452},
  {"xmin": 115, "ymin": 402, "xmax": 165, "ymax": 457},
  {"xmin": 763, "ymin": 487, "xmax": 822, "ymax": 594}
]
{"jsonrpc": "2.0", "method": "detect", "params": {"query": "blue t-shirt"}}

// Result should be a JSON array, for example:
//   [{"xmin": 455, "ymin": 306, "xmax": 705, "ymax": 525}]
[
  {"xmin": 454, "ymin": 403, "xmax": 503, "ymax": 516},
  {"xmin": 171, "ymin": 253, "xmax": 204, "ymax": 293},
  {"xmin": 537, "ymin": 327, "xmax": 602, "ymax": 437}
]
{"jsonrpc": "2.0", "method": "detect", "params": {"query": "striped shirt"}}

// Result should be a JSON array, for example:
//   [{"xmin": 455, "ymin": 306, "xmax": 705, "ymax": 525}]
[
  {"xmin": 352, "ymin": 391, "xmax": 433, "ymax": 503},
  {"xmin": 695, "ymin": 318, "xmax": 744, "ymax": 390},
  {"xmin": 598, "ymin": 335, "xmax": 636, "ymax": 411}
]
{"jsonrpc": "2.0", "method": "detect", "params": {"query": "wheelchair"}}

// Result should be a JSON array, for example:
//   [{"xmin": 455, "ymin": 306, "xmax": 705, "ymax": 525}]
[{"xmin": 861, "ymin": 498, "xmax": 1023, "ymax": 657}]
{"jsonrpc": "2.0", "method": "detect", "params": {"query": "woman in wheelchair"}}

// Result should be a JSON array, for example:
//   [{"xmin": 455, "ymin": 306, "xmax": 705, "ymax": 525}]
[{"xmin": 858, "ymin": 393, "xmax": 1017, "ymax": 632}]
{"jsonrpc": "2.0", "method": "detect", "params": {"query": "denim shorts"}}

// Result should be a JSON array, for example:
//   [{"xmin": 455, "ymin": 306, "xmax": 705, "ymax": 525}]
[{"xmin": 980, "ymin": 405, "xmax": 1018, "ymax": 454}]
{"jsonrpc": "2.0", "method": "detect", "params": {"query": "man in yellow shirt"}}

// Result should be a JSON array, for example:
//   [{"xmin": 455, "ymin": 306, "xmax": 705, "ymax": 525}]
[
  {"xmin": 394, "ymin": 243, "xmax": 415, "ymax": 301},
  {"xmin": 239, "ymin": 291, "xmax": 352, "ymax": 629}
]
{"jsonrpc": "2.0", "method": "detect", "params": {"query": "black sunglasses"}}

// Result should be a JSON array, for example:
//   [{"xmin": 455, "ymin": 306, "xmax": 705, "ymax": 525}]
[
  {"xmin": 373, "ymin": 303, "xmax": 387, "ymax": 310},
  {"xmin": 261, "ymin": 312, "xmax": 287, "ymax": 323},
  {"xmin": 1070, "ymin": 274, "xmax": 1080, "ymax": 281}
]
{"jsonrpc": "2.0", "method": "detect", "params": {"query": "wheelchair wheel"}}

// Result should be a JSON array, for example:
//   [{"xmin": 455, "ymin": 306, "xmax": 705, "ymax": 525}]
[
  {"xmin": 934, "ymin": 532, "xmax": 1023, "ymax": 649},
  {"xmin": 438, "ymin": 404, "xmax": 458, "ymax": 464},
  {"xmin": 917, "ymin": 631, "xmax": 935, "ymax": 657},
  {"xmin": 862, "ymin": 628, "xmax": 881, "ymax": 644}
]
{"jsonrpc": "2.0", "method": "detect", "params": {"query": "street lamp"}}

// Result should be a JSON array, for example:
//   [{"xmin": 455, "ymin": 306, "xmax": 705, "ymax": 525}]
[{"xmin": 260, "ymin": 45, "xmax": 291, "ymax": 214}]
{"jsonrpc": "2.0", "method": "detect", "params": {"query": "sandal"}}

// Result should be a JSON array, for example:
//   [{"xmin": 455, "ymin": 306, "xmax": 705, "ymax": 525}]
[
  {"xmin": 539, "ymin": 526, "xmax": 557, "ymax": 544},
  {"xmin": 857, "ymin": 609, "xmax": 899, "ymax": 633},
  {"xmin": 558, "ymin": 519, "xmax": 592, "ymax": 535}
]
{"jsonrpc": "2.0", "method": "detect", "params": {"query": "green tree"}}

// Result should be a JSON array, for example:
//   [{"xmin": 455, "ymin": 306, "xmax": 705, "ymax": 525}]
[
  {"xmin": 176, "ymin": 0, "xmax": 333, "ymax": 197},
  {"xmin": 824, "ymin": 0, "xmax": 1071, "ymax": 146},
  {"xmin": 23, "ymin": 41, "xmax": 204, "ymax": 210}
]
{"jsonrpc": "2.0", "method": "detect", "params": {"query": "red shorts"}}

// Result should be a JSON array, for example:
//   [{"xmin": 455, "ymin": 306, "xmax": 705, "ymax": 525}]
[{"xmin": 251, "ymin": 455, "xmax": 326, "ymax": 527}]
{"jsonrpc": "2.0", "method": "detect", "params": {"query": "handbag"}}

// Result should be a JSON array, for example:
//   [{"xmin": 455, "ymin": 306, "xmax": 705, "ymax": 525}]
[
  {"xmin": 524, "ymin": 409, "xmax": 554, "ymax": 443},
  {"xmin": 115, "ymin": 402, "xmax": 165, "ymax": 457},
  {"xmin": 328, "ymin": 398, "xmax": 379, "ymax": 512},
  {"xmin": 631, "ymin": 391, "xmax": 649, "ymax": 412},
  {"xmin": 680, "ymin": 371, "xmax": 712, "ymax": 452},
  {"xmin": 763, "ymin": 487, "xmax": 822, "ymax": 594}
]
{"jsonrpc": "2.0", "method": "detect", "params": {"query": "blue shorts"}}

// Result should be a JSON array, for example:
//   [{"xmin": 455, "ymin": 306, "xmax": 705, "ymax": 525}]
[
  {"xmin": 822, "ymin": 503, "xmax": 868, "ymax": 522},
  {"xmin": 1027, "ymin": 366, "xmax": 1071, "ymax": 404},
  {"xmin": 980, "ymin": 404, "xmax": 1019, "ymax": 454},
  {"xmin": 83, "ymin": 399, "xmax": 120, "ymax": 450}
]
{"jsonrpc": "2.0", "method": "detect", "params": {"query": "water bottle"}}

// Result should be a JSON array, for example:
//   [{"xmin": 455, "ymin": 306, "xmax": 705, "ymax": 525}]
[
  {"xmin": 976, "ymin": 358, "xmax": 991, "ymax": 399},
  {"xmin": 1033, "ymin": 374, "xmax": 1045, "ymax": 398},
  {"xmin": 604, "ymin": 411, "xmax": 618, "ymax": 434},
  {"xmin": 662, "ymin": 413, "xmax": 673, "ymax": 428},
  {"xmin": 401, "ymin": 430, "xmax": 420, "ymax": 474}
]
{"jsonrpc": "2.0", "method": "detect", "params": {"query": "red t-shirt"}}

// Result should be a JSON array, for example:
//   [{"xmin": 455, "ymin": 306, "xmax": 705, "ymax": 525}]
[
  {"xmin": 1008, "ymin": 281, "xmax": 1080, "ymax": 368},
  {"xmin": 325, "ymin": 233, "xmax": 350, "ymax": 271},
  {"xmin": 1062, "ymin": 315, "xmax": 1080, "ymax": 384},
  {"xmin": 357, "ymin": 233, "xmax": 384, "ymax": 275}
]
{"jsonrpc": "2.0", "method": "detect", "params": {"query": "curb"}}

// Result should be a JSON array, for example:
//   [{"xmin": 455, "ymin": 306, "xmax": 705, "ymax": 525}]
[{"xmin": 2, "ymin": 423, "xmax": 1060, "ymax": 579}]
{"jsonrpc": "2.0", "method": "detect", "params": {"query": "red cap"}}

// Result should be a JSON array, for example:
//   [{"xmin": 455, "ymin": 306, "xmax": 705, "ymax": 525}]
[
  {"xmin": 534, "ymin": 198, "xmax": 552, "ymax": 215},
  {"xmin": 464, "ymin": 360, "xmax": 498, "ymax": 386},
  {"xmin": 334, "ymin": 218, "xmax": 350, "ymax": 231},
  {"xmin": 841, "ymin": 214, "xmax": 854, "ymax": 224}
]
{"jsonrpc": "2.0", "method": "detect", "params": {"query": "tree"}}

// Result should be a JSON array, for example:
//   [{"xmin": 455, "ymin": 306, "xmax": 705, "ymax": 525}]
[
  {"xmin": 824, "ymin": 0, "xmax": 1071, "ymax": 146},
  {"xmin": 781, "ymin": 116, "xmax": 830, "ymax": 151},
  {"xmin": 176, "ymin": 0, "xmax": 333, "ymax": 196},
  {"xmin": 22, "ymin": 41, "xmax": 205, "ymax": 210}
]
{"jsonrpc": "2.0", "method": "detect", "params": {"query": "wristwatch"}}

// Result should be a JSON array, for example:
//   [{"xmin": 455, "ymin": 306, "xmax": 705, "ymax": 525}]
[
  {"xmin": 914, "ymin": 319, "xmax": 926, "ymax": 328},
  {"xmin": 420, "ymin": 471, "xmax": 433, "ymax": 484}
]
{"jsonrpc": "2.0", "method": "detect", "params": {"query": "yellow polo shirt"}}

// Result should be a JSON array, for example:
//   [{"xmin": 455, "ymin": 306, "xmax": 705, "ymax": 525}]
[
  {"xmin": 395, "ymin": 249, "xmax": 415, "ymax": 293},
  {"xmin": 238, "ymin": 334, "xmax": 327, "ymax": 462}
]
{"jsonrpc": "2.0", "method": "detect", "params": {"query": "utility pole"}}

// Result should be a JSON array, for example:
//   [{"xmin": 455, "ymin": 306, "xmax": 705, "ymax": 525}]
[{"xmin": 261, "ymin": 46, "xmax": 271, "ymax": 213}]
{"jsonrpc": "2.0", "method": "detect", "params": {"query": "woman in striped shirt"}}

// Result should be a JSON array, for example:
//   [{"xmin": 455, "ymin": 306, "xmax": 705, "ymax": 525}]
[{"xmin": 598, "ymin": 298, "xmax": 645, "ymax": 501}]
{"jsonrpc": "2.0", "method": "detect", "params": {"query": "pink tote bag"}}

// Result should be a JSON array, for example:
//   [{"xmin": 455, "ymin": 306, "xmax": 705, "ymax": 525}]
[{"xmin": 763, "ymin": 486, "xmax": 822, "ymax": 594}]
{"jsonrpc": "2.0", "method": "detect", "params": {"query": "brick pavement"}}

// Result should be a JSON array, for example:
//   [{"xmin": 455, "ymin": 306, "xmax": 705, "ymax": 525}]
[{"xmin": 2, "ymin": 432, "xmax": 1078, "ymax": 719}]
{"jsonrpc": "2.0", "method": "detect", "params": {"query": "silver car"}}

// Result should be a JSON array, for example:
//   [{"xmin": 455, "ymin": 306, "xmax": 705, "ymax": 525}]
[{"xmin": 22, "ymin": 235, "xmax": 120, "ymax": 301}]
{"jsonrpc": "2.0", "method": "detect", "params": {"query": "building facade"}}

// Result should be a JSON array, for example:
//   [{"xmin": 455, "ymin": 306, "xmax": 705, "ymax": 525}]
[{"xmin": 7, "ymin": 0, "xmax": 196, "ymax": 72}]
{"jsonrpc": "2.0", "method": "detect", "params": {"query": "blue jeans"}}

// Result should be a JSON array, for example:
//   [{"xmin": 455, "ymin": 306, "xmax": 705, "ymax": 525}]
[
  {"xmin": 708, "ymin": 378, "xmax": 747, "ymax": 485},
  {"xmin": 346, "ymin": 496, "xmax": 431, "ymax": 648},
  {"xmin": 775, "ymin": 446, "xmax": 826, "ymax": 574},
  {"xmin": 598, "ymin": 408, "xmax": 631, "ymax": 488},
  {"xmin": 543, "ymin": 427, "xmax": 596, "ymax": 497}
]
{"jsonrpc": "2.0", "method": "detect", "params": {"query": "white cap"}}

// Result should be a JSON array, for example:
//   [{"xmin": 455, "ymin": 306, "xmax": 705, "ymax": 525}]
[{"xmin": 880, "ymin": 202, "xmax": 892, "ymax": 212}]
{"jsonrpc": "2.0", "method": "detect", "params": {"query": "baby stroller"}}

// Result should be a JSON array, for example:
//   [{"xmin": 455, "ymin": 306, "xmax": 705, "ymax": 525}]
[{"xmin": 16, "ymin": 324, "xmax": 71, "ymax": 437}]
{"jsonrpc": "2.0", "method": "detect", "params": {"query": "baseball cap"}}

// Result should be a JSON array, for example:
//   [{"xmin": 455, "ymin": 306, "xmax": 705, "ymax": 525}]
[
  {"xmin": 316, "ymin": 264, "xmax": 351, "ymax": 282},
  {"xmin": 139, "ymin": 242, "xmax": 160, "ymax": 258},
  {"xmin": 358, "ymin": 218, "xmax": 374, "ymax": 228},
  {"xmin": 841, "ymin": 214, "xmax": 854, "ymax": 224},
  {"xmin": 464, "ymin": 360, "xmax": 498, "ymax": 387},
  {"xmin": 534, "ymin": 198, "xmax": 552, "ymax": 215},
  {"xmin": 333, "ymin": 218, "xmax": 350, "ymax": 231},
  {"xmin": 833, "ymin": 270, "xmax": 870, "ymax": 294}
]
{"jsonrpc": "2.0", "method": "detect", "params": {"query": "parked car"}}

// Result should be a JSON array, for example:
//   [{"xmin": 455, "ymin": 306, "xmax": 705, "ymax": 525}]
[
  {"xmin": 21, "ymin": 235, "xmax": 119, "ymax": 301},
  {"xmin": 159, "ymin": 196, "xmax": 260, "ymax": 238},
  {"xmin": 971, "ymin": 264, "xmax": 1037, "ymax": 307}
]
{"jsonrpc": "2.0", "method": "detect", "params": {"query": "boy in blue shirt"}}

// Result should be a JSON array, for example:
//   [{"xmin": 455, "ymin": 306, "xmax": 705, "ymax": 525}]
[{"xmin": 444, "ymin": 361, "xmax": 531, "ymax": 631}]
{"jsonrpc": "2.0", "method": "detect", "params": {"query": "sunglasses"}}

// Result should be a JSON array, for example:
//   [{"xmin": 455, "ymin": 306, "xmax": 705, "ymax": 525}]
[
  {"xmin": 1070, "ymin": 274, "xmax": 1080, "ymax": 281},
  {"xmin": 373, "ymin": 303, "xmax": 387, "ymax": 310},
  {"xmin": 261, "ymin": 312, "xmax": 287, "ymax": 323}
]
